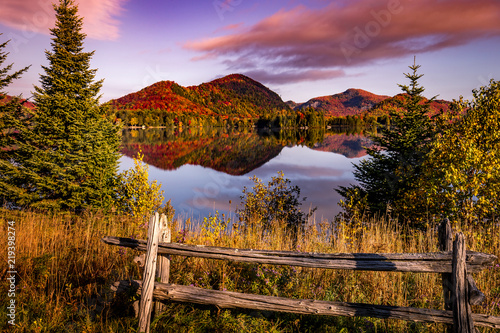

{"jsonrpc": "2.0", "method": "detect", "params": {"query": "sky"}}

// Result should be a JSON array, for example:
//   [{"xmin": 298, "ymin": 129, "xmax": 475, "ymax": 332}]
[{"xmin": 1, "ymin": 0, "xmax": 500, "ymax": 104}]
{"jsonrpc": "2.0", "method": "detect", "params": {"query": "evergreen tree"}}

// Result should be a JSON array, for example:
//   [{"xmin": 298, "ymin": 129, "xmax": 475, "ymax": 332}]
[
  {"xmin": 0, "ymin": 35, "xmax": 31, "ymax": 202},
  {"xmin": 0, "ymin": 34, "xmax": 30, "ymax": 93},
  {"xmin": 1, "ymin": 0, "xmax": 121, "ymax": 211},
  {"xmin": 337, "ymin": 61, "xmax": 436, "ymax": 221}
]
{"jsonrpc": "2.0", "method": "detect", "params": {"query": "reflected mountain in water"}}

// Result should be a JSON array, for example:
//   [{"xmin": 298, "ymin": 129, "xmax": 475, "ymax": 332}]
[
  {"xmin": 312, "ymin": 133, "xmax": 371, "ymax": 158},
  {"xmin": 121, "ymin": 128, "xmax": 369, "ymax": 176}
]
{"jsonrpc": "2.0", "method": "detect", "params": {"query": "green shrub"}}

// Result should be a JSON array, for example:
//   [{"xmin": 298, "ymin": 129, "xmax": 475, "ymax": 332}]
[{"xmin": 236, "ymin": 171, "xmax": 315, "ymax": 231}]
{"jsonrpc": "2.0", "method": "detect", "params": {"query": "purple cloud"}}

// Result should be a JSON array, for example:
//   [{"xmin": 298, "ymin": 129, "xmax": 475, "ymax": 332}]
[{"xmin": 185, "ymin": 0, "xmax": 500, "ymax": 83}]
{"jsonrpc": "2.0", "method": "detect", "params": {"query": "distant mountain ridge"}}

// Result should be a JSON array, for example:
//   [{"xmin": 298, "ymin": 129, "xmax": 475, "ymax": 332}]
[
  {"xmin": 0, "ymin": 94, "xmax": 35, "ymax": 109},
  {"xmin": 294, "ymin": 89, "xmax": 390, "ymax": 117},
  {"xmin": 107, "ymin": 74, "xmax": 451, "ymax": 121},
  {"xmin": 367, "ymin": 93, "xmax": 451, "ymax": 116}
]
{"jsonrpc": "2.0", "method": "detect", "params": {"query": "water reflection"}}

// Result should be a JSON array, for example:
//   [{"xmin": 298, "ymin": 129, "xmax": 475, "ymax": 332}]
[{"xmin": 119, "ymin": 128, "xmax": 369, "ymax": 221}]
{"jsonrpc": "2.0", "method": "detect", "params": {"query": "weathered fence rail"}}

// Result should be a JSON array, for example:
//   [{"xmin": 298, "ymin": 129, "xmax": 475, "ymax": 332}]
[
  {"xmin": 102, "ymin": 236, "xmax": 495, "ymax": 274},
  {"xmin": 102, "ymin": 214, "xmax": 500, "ymax": 333}
]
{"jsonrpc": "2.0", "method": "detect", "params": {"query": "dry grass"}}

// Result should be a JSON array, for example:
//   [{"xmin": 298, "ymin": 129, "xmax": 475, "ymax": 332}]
[
  {"xmin": 0, "ymin": 209, "xmax": 499, "ymax": 332},
  {"xmin": 0, "ymin": 209, "xmax": 147, "ymax": 332}
]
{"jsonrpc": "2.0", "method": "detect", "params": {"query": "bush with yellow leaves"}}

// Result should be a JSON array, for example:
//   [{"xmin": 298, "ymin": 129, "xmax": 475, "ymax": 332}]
[{"xmin": 116, "ymin": 150, "xmax": 170, "ymax": 224}]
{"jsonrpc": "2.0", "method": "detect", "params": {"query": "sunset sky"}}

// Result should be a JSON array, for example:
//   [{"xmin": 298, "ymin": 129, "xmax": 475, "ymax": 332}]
[{"xmin": 2, "ymin": 0, "xmax": 500, "ymax": 104}]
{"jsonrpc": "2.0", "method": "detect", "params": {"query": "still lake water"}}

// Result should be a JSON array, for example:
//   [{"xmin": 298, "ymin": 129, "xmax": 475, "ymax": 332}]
[{"xmin": 119, "ymin": 128, "xmax": 369, "ymax": 222}]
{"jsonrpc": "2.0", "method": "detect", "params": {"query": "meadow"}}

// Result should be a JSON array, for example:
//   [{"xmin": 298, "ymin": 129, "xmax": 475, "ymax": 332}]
[{"xmin": 1, "ymin": 208, "xmax": 499, "ymax": 332}]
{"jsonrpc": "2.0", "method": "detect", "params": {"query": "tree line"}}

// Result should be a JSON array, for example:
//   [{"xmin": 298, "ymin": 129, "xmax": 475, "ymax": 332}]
[{"xmin": 111, "ymin": 106, "xmax": 328, "ymax": 130}]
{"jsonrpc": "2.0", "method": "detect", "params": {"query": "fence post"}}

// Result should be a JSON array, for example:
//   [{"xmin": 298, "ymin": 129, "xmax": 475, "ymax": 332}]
[
  {"xmin": 154, "ymin": 213, "xmax": 171, "ymax": 316},
  {"xmin": 138, "ymin": 213, "xmax": 161, "ymax": 333},
  {"xmin": 451, "ymin": 232, "xmax": 475, "ymax": 333},
  {"xmin": 438, "ymin": 219, "xmax": 454, "ymax": 333},
  {"xmin": 438, "ymin": 218, "xmax": 453, "ymax": 309}
]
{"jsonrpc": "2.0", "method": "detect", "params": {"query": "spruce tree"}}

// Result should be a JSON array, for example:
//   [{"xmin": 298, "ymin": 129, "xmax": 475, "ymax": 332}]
[
  {"xmin": 337, "ymin": 61, "xmax": 436, "ymax": 221},
  {"xmin": 2, "ymin": 0, "xmax": 121, "ymax": 211},
  {"xmin": 0, "ymin": 35, "xmax": 30, "ymax": 93},
  {"xmin": 0, "ymin": 35, "xmax": 31, "ymax": 203}
]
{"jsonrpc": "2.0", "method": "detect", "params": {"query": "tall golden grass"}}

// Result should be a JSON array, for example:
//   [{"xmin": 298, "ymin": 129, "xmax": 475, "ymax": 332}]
[{"xmin": 1, "ymin": 209, "xmax": 499, "ymax": 332}]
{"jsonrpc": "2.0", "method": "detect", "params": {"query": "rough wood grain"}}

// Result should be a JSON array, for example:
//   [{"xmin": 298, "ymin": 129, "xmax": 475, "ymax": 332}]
[
  {"xmin": 154, "ymin": 214, "xmax": 171, "ymax": 316},
  {"xmin": 138, "ymin": 213, "xmax": 161, "ymax": 333},
  {"xmin": 101, "ymin": 236, "xmax": 497, "ymax": 273},
  {"xmin": 439, "ymin": 219, "xmax": 454, "ymax": 311},
  {"xmin": 467, "ymin": 275, "xmax": 485, "ymax": 306},
  {"xmin": 452, "ymin": 233, "xmax": 475, "ymax": 332},
  {"xmin": 439, "ymin": 218, "xmax": 454, "ymax": 333},
  {"xmin": 111, "ymin": 280, "xmax": 500, "ymax": 329}
]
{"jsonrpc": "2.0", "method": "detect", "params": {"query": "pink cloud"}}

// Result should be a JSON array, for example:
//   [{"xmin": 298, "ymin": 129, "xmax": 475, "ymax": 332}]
[
  {"xmin": 185, "ymin": 0, "xmax": 500, "ymax": 83},
  {"xmin": 0, "ymin": 0, "xmax": 127, "ymax": 40},
  {"xmin": 214, "ymin": 23, "xmax": 245, "ymax": 34},
  {"xmin": 243, "ymin": 69, "xmax": 345, "ymax": 84}
]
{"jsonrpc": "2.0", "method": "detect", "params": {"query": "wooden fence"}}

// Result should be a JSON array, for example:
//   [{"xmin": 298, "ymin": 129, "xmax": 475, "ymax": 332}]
[{"xmin": 102, "ymin": 213, "xmax": 500, "ymax": 333}]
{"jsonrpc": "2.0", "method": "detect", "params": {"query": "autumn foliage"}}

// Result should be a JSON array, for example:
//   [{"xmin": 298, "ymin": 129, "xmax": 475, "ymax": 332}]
[{"xmin": 106, "ymin": 74, "xmax": 293, "ymax": 127}]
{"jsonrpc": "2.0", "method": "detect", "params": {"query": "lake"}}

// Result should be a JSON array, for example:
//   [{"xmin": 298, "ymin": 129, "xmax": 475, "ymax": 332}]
[{"xmin": 119, "ymin": 127, "xmax": 370, "ymax": 222}]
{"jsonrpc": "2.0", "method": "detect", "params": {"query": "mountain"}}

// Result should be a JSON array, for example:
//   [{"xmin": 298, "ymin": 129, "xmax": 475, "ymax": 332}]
[
  {"xmin": 291, "ymin": 88, "xmax": 451, "ymax": 118},
  {"xmin": 0, "ymin": 94, "xmax": 35, "ymax": 109},
  {"xmin": 190, "ymin": 74, "xmax": 290, "ymax": 117},
  {"xmin": 285, "ymin": 100, "xmax": 299, "ymax": 109},
  {"xmin": 107, "ymin": 80, "xmax": 214, "ymax": 116},
  {"xmin": 108, "ymin": 75, "xmax": 451, "ymax": 126},
  {"xmin": 107, "ymin": 74, "xmax": 291, "ymax": 122},
  {"xmin": 294, "ymin": 89, "xmax": 390, "ymax": 117},
  {"xmin": 365, "ymin": 93, "xmax": 451, "ymax": 117}
]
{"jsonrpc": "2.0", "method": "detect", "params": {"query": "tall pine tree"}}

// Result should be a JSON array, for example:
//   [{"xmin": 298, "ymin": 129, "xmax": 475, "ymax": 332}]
[
  {"xmin": 0, "ymin": 34, "xmax": 31, "ymax": 203},
  {"xmin": 2, "ymin": 0, "xmax": 121, "ymax": 211},
  {"xmin": 337, "ymin": 60, "xmax": 436, "ymax": 222},
  {"xmin": 0, "ymin": 34, "xmax": 30, "ymax": 93}
]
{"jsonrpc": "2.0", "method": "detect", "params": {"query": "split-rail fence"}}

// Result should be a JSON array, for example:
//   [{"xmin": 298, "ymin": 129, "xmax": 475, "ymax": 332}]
[{"xmin": 102, "ymin": 213, "xmax": 500, "ymax": 333}]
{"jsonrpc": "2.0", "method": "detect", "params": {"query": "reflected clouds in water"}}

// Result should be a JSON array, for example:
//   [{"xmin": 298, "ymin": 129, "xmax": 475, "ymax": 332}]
[{"xmin": 123, "ymin": 145, "xmax": 366, "ymax": 222}]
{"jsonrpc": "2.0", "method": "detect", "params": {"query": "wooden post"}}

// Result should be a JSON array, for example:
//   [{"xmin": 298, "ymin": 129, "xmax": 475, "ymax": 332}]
[
  {"xmin": 439, "ymin": 218, "xmax": 453, "ymax": 311},
  {"xmin": 451, "ymin": 232, "xmax": 475, "ymax": 333},
  {"xmin": 154, "ymin": 213, "xmax": 171, "ymax": 316},
  {"xmin": 467, "ymin": 275, "xmax": 485, "ymax": 306},
  {"xmin": 138, "ymin": 213, "xmax": 161, "ymax": 333}
]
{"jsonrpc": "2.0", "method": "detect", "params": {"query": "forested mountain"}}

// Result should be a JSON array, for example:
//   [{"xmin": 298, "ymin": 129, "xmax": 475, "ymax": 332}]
[
  {"xmin": 105, "ymin": 75, "xmax": 450, "ymax": 128},
  {"xmin": 285, "ymin": 100, "xmax": 299, "ymax": 109},
  {"xmin": 0, "ymin": 94, "xmax": 35, "ymax": 109},
  {"xmin": 294, "ymin": 89, "xmax": 390, "ymax": 116},
  {"xmin": 3, "ymin": 78, "xmax": 451, "ymax": 131},
  {"xmin": 191, "ymin": 74, "xmax": 290, "ymax": 117},
  {"xmin": 107, "ymin": 80, "xmax": 214, "ymax": 116},
  {"xmin": 106, "ymin": 74, "xmax": 292, "ymax": 127},
  {"xmin": 293, "ymin": 88, "xmax": 450, "ymax": 118},
  {"xmin": 365, "ymin": 93, "xmax": 451, "ymax": 117}
]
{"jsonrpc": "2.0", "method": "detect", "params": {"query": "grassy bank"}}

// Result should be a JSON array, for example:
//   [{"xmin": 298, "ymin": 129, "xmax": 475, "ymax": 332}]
[{"xmin": 1, "ymin": 209, "xmax": 499, "ymax": 332}]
